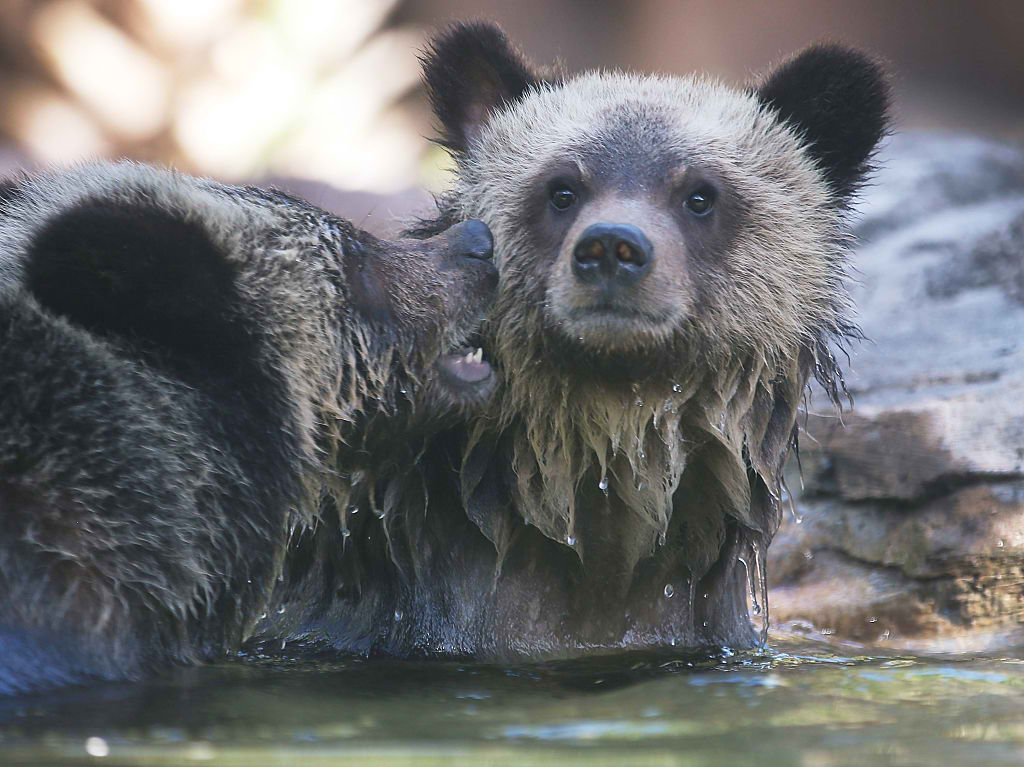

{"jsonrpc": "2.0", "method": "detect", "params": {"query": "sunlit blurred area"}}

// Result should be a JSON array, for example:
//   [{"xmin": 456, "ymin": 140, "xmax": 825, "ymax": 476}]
[
  {"xmin": 0, "ymin": 0, "xmax": 1021, "ymax": 196},
  {"xmin": 0, "ymin": 0, "xmax": 428, "ymax": 192}
]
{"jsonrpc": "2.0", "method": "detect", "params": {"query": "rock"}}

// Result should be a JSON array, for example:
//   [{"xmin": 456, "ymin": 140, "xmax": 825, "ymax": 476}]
[{"xmin": 770, "ymin": 133, "xmax": 1024, "ymax": 652}]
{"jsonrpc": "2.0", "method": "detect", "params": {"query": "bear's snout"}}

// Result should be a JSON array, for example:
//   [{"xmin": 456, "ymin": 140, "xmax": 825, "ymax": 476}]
[
  {"xmin": 447, "ymin": 219, "xmax": 494, "ymax": 262},
  {"xmin": 571, "ymin": 222, "xmax": 654, "ymax": 291}
]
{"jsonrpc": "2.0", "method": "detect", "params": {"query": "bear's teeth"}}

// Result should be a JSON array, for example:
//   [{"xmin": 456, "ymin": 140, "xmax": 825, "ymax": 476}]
[{"xmin": 470, "ymin": 348, "xmax": 484, "ymax": 364}]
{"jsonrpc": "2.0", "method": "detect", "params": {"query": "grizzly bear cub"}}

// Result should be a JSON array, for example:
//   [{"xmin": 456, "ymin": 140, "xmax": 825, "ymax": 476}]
[
  {"xmin": 0, "ymin": 162, "xmax": 496, "ymax": 693},
  {"xmin": 266, "ymin": 24, "xmax": 889, "ymax": 659},
  {"xmin": 414, "ymin": 23, "xmax": 890, "ymax": 654}
]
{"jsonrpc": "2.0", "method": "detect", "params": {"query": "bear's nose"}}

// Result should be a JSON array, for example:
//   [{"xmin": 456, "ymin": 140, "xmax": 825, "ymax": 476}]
[
  {"xmin": 448, "ymin": 219, "xmax": 494, "ymax": 261},
  {"xmin": 572, "ymin": 223, "xmax": 653, "ymax": 287}
]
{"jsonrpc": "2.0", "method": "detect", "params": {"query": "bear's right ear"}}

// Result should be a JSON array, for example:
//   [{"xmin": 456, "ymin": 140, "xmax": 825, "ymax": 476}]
[{"xmin": 421, "ymin": 21, "xmax": 541, "ymax": 153}]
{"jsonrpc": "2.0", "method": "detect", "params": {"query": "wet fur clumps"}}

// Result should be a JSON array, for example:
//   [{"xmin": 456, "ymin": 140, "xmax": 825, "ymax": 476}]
[
  {"xmin": 387, "ymin": 23, "xmax": 891, "ymax": 653},
  {"xmin": 0, "ymin": 162, "xmax": 495, "ymax": 692}
]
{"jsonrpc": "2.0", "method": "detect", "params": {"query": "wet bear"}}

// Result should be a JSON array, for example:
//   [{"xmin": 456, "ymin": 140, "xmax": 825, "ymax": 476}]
[
  {"xmin": 279, "ymin": 24, "xmax": 889, "ymax": 658},
  {"xmin": 0, "ymin": 162, "xmax": 496, "ymax": 693}
]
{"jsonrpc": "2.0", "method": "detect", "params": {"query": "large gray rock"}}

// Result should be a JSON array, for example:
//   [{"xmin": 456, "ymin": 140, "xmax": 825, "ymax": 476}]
[{"xmin": 769, "ymin": 134, "xmax": 1024, "ymax": 652}]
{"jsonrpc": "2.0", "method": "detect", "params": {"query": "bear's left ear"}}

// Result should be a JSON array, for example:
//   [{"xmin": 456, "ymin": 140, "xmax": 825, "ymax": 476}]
[
  {"xmin": 755, "ymin": 44, "xmax": 890, "ymax": 201},
  {"xmin": 421, "ymin": 21, "xmax": 543, "ymax": 154}
]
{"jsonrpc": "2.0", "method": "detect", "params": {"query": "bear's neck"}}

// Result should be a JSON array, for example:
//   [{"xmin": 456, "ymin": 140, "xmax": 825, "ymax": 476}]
[
  {"xmin": 480, "ymin": 358, "xmax": 728, "ymax": 557},
  {"xmin": 471, "ymin": 344, "xmax": 788, "ymax": 614},
  {"xmin": 453, "ymin": 384, "xmax": 765, "ymax": 650}
]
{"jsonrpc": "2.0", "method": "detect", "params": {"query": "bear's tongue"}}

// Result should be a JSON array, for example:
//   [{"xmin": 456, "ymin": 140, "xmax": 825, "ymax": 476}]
[{"xmin": 439, "ymin": 347, "xmax": 491, "ymax": 383}]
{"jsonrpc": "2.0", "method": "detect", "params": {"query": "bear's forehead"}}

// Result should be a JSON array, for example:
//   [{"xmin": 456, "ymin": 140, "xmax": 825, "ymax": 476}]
[{"xmin": 473, "ymin": 71, "xmax": 815, "ymax": 195}]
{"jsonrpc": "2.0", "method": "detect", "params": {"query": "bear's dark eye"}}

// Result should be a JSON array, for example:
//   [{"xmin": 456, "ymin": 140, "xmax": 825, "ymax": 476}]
[
  {"xmin": 685, "ymin": 188, "xmax": 715, "ymax": 216},
  {"xmin": 550, "ymin": 187, "xmax": 577, "ymax": 211}
]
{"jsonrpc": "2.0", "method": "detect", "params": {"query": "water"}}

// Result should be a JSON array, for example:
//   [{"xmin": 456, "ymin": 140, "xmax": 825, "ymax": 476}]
[{"xmin": 2, "ymin": 634, "xmax": 1024, "ymax": 766}]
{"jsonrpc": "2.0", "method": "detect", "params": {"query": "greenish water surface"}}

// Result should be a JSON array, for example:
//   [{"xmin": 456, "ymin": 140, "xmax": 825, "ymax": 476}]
[{"xmin": 2, "ymin": 635, "xmax": 1023, "ymax": 767}]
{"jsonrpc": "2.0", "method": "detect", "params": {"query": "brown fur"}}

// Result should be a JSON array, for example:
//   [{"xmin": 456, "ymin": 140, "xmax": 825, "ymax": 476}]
[
  {"xmin": 366, "ymin": 23, "xmax": 892, "ymax": 654},
  {"xmin": 0, "ymin": 162, "xmax": 496, "ymax": 691}
]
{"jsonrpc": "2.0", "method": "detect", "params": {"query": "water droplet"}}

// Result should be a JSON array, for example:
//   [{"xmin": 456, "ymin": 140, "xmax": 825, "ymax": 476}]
[
  {"xmin": 997, "ymin": 539, "xmax": 1005, "ymax": 548},
  {"xmin": 258, "ymin": 613, "xmax": 267, "ymax": 621},
  {"xmin": 566, "ymin": 535, "xmax": 577, "ymax": 546},
  {"xmin": 399, "ymin": 387, "xmax": 407, "ymax": 395},
  {"xmin": 703, "ymin": 593, "xmax": 709, "ymax": 599},
  {"xmin": 276, "ymin": 606, "xmax": 286, "ymax": 614},
  {"xmin": 738, "ymin": 555, "xmax": 761, "ymax": 617},
  {"xmin": 664, "ymin": 584, "xmax": 675, "ymax": 598},
  {"xmin": 342, "ymin": 529, "xmax": 351, "ymax": 538},
  {"xmin": 635, "ymin": 399, "xmax": 644, "ymax": 407},
  {"xmin": 85, "ymin": 737, "xmax": 109, "ymax": 758},
  {"xmin": 598, "ymin": 475, "xmax": 609, "ymax": 494},
  {"xmin": 375, "ymin": 509, "xmax": 385, "ymax": 520},
  {"xmin": 702, "ymin": 621, "xmax": 708, "ymax": 628},
  {"xmin": 657, "ymin": 531, "xmax": 667, "ymax": 547},
  {"xmin": 672, "ymin": 383, "xmax": 682, "ymax": 393},
  {"xmin": 394, "ymin": 610, "xmax": 403, "ymax": 621},
  {"xmin": 868, "ymin": 616, "xmax": 878, "ymax": 623},
  {"xmin": 348, "ymin": 505, "xmax": 359, "ymax": 514},
  {"xmin": 803, "ymin": 550, "xmax": 813, "ymax": 560}
]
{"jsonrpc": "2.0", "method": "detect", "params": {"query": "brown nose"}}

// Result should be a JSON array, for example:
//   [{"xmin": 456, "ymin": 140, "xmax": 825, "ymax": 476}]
[{"xmin": 572, "ymin": 223, "xmax": 653, "ymax": 287}]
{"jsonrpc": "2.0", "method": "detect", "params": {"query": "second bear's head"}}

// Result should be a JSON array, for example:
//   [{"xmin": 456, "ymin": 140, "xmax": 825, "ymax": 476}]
[{"xmin": 417, "ymin": 23, "xmax": 889, "ymax": 385}]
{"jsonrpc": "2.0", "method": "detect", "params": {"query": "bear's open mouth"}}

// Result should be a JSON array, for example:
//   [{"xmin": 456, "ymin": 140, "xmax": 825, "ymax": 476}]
[{"xmin": 438, "ymin": 346, "xmax": 492, "ymax": 386}]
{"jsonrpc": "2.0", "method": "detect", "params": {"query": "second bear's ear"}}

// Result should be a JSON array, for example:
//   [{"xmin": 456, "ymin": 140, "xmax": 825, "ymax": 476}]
[
  {"xmin": 754, "ymin": 44, "xmax": 890, "ymax": 201},
  {"xmin": 421, "ymin": 21, "xmax": 541, "ymax": 153}
]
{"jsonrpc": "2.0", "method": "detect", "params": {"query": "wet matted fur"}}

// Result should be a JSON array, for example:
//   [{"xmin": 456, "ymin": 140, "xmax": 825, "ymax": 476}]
[
  {"xmin": 302, "ymin": 23, "xmax": 889, "ymax": 657},
  {"xmin": 0, "ymin": 162, "xmax": 496, "ymax": 692}
]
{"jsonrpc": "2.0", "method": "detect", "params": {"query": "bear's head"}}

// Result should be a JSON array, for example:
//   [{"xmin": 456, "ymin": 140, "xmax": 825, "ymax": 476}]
[
  {"xmin": 419, "ymin": 23, "xmax": 888, "ymax": 382},
  {"xmin": 337, "ymin": 217, "xmax": 499, "ymax": 427}
]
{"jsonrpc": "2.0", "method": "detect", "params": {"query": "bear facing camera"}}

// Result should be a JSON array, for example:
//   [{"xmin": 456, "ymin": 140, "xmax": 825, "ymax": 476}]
[{"xmin": 335, "ymin": 22, "xmax": 889, "ymax": 656}]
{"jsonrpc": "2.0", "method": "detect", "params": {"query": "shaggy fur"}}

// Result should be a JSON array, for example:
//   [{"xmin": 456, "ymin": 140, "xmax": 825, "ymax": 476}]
[
  {"xmin": 0, "ymin": 26, "xmax": 891, "ymax": 677},
  {"xmin": 0, "ymin": 162, "xmax": 496, "ymax": 693},
  {"xmin": 337, "ymin": 23, "xmax": 888, "ymax": 656}
]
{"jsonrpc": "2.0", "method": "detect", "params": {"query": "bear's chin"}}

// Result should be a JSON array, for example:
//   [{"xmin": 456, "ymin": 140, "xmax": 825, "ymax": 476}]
[
  {"xmin": 539, "ymin": 321, "xmax": 687, "ymax": 385},
  {"xmin": 547, "ymin": 298, "xmax": 681, "ymax": 346}
]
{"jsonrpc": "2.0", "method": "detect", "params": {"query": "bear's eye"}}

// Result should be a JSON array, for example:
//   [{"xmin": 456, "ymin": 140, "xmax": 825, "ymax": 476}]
[
  {"xmin": 550, "ymin": 187, "xmax": 577, "ymax": 211},
  {"xmin": 685, "ymin": 188, "xmax": 715, "ymax": 216}
]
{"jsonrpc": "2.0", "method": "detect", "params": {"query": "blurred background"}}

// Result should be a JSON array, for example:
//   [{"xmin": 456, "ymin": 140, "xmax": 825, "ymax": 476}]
[{"xmin": 0, "ymin": 0, "xmax": 1021, "ymax": 202}]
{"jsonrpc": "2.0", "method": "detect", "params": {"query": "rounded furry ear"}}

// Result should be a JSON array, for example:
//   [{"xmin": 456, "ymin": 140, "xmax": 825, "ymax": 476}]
[
  {"xmin": 755, "ymin": 44, "xmax": 890, "ymax": 201},
  {"xmin": 421, "ymin": 21, "xmax": 541, "ymax": 153}
]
